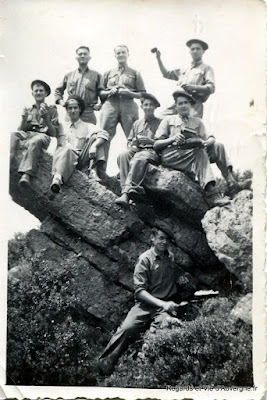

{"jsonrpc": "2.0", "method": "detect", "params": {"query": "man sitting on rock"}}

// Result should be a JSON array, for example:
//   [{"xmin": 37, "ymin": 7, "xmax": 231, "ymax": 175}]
[
  {"xmin": 95, "ymin": 226, "xmax": 183, "ymax": 376},
  {"xmin": 50, "ymin": 95, "xmax": 109, "ymax": 193},
  {"xmin": 115, "ymin": 93, "xmax": 162, "ymax": 207},
  {"xmin": 10, "ymin": 79, "xmax": 59, "ymax": 187},
  {"xmin": 154, "ymin": 91, "xmax": 249, "ymax": 207}
]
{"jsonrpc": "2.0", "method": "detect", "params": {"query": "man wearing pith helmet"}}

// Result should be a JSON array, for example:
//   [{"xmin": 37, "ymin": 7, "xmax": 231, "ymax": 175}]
[
  {"xmin": 115, "ymin": 92, "xmax": 161, "ymax": 207},
  {"xmin": 153, "ymin": 39, "xmax": 215, "ymax": 118},
  {"xmin": 10, "ymin": 79, "xmax": 59, "ymax": 188}
]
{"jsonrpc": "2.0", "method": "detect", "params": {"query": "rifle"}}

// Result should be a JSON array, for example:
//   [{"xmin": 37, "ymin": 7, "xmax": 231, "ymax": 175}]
[{"xmin": 171, "ymin": 290, "xmax": 219, "ymax": 316}]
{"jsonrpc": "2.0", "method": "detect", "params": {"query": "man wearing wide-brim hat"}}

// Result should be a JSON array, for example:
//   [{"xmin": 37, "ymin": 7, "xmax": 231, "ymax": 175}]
[
  {"xmin": 153, "ymin": 39, "xmax": 215, "ymax": 118},
  {"xmin": 115, "ymin": 92, "xmax": 162, "ymax": 207},
  {"xmin": 10, "ymin": 79, "xmax": 59, "ymax": 187}
]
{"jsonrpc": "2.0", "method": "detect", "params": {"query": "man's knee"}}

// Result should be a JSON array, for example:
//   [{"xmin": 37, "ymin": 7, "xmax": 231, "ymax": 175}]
[{"xmin": 28, "ymin": 135, "xmax": 45, "ymax": 150}]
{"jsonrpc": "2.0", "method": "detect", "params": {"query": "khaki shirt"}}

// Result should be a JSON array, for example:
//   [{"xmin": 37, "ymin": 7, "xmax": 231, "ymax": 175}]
[
  {"xmin": 164, "ymin": 61, "xmax": 215, "ymax": 102},
  {"xmin": 155, "ymin": 115, "xmax": 207, "ymax": 141},
  {"xmin": 99, "ymin": 66, "xmax": 146, "ymax": 93},
  {"xmin": 20, "ymin": 104, "xmax": 59, "ymax": 137},
  {"xmin": 134, "ymin": 247, "xmax": 177, "ymax": 300},
  {"xmin": 59, "ymin": 119, "xmax": 109, "ymax": 151},
  {"xmin": 128, "ymin": 116, "xmax": 162, "ymax": 148},
  {"xmin": 55, "ymin": 67, "xmax": 102, "ymax": 107}
]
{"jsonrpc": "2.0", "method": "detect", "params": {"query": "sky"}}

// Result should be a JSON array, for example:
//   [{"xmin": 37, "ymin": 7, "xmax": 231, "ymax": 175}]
[{"xmin": 0, "ymin": 0, "xmax": 266, "ymax": 239}]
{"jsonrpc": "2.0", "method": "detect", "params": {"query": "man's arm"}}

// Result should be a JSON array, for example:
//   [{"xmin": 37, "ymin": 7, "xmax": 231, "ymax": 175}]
[
  {"xmin": 154, "ymin": 50, "xmax": 180, "ymax": 81},
  {"xmin": 40, "ymin": 104, "xmax": 59, "ymax": 137},
  {"xmin": 136, "ymin": 290, "xmax": 178, "ymax": 313},
  {"xmin": 182, "ymin": 66, "xmax": 215, "ymax": 96},
  {"xmin": 55, "ymin": 75, "xmax": 68, "ymax": 106},
  {"xmin": 154, "ymin": 118, "xmax": 185, "ymax": 152},
  {"xmin": 18, "ymin": 107, "xmax": 30, "ymax": 131},
  {"xmin": 87, "ymin": 125, "xmax": 109, "ymax": 159}
]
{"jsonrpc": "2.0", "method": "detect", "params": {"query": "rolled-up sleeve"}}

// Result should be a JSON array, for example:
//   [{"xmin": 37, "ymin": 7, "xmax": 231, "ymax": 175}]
[
  {"xmin": 163, "ymin": 69, "xmax": 180, "ymax": 81},
  {"xmin": 155, "ymin": 118, "xmax": 170, "ymax": 140},
  {"xmin": 135, "ymin": 71, "xmax": 146, "ymax": 92},
  {"xmin": 99, "ymin": 71, "xmax": 109, "ymax": 91},
  {"xmin": 134, "ymin": 255, "xmax": 150, "ymax": 295},
  {"xmin": 50, "ymin": 106, "xmax": 60, "ymax": 136},
  {"xmin": 204, "ymin": 66, "xmax": 215, "ymax": 94},
  {"xmin": 88, "ymin": 124, "xmax": 109, "ymax": 141}
]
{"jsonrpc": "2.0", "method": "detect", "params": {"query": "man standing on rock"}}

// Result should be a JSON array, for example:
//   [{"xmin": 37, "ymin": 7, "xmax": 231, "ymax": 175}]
[
  {"xmin": 99, "ymin": 45, "xmax": 146, "ymax": 163},
  {"xmin": 55, "ymin": 46, "xmax": 102, "ymax": 124},
  {"xmin": 50, "ymin": 95, "xmax": 109, "ymax": 193},
  {"xmin": 115, "ymin": 93, "xmax": 162, "ymax": 207},
  {"xmin": 153, "ymin": 39, "xmax": 215, "ymax": 118},
  {"xmin": 10, "ymin": 80, "xmax": 59, "ymax": 187},
  {"xmin": 95, "ymin": 227, "xmax": 182, "ymax": 376},
  {"xmin": 154, "ymin": 90, "xmax": 234, "ymax": 207}
]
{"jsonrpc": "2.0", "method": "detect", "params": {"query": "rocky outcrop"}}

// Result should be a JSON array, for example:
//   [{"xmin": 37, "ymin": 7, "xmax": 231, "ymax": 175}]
[
  {"xmin": 202, "ymin": 190, "xmax": 253, "ymax": 293},
  {"xmin": 8, "ymin": 147, "xmax": 253, "ymax": 386}
]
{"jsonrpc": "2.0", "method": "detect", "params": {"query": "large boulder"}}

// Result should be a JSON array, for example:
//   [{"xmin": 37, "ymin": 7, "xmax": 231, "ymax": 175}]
[{"xmin": 202, "ymin": 190, "xmax": 253, "ymax": 292}]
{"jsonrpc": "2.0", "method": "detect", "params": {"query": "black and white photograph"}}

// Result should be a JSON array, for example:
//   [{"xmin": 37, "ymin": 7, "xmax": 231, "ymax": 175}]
[{"xmin": 0, "ymin": 0, "xmax": 266, "ymax": 398}]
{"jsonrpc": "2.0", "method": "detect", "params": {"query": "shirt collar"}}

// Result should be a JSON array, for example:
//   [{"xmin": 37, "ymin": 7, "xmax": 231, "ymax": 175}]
[
  {"xmin": 78, "ymin": 66, "xmax": 89, "ymax": 73},
  {"xmin": 150, "ymin": 246, "xmax": 170, "ymax": 260},
  {"xmin": 191, "ymin": 60, "xmax": 203, "ymax": 68},
  {"xmin": 117, "ymin": 64, "xmax": 128, "ymax": 72},
  {"xmin": 144, "ymin": 116, "xmax": 156, "ymax": 123},
  {"xmin": 30, "ymin": 103, "xmax": 47, "ymax": 111},
  {"xmin": 68, "ymin": 118, "xmax": 82, "ymax": 129}
]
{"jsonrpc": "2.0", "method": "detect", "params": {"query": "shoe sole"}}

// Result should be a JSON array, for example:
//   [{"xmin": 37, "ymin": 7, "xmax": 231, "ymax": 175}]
[{"xmin": 50, "ymin": 184, "xmax": 60, "ymax": 193}]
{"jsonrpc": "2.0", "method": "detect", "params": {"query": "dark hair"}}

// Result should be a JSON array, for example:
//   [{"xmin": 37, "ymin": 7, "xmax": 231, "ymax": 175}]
[
  {"xmin": 114, "ymin": 44, "xmax": 129, "ymax": 53},
  {"xmin": 65, "ymin": 95, "xmax": 85, "ymax": 116},
  {"xmin": 76, "ymin": 46, "xmax": 90, "ymax": 54}
]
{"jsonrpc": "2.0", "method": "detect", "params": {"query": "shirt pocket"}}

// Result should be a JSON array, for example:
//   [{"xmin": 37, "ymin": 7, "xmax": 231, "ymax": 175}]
[
  {"xmin": 84, "ymin": 77, "xmax": 97, "ymax": 92},
  {"xmin": 107, "ymin": 72, "xmax": 119, "ymax": 87},
  {"xmin": 169, "ymin": 122, "xmax": 182, "ymax": 138},
  {"xmin": 192, "ymin": 70, "xmax": 204, "ymax": 84},
  {"xmin": 122, "ymin": 72, "xmax": 136, "ymax": 89}
]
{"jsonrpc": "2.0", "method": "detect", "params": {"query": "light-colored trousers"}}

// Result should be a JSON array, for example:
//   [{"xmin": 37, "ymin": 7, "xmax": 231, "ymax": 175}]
[
  {"xmin": 52, "ymin": 136, "xmax": 106, "ymax": 184},
  {"xmin": 118, "ymin": 148, "xmax": 160, "ymax": 193},
  {"xmin": 161, "ymin": 142, "xmax": 231, "ymax": 189},
  {"xmin": 100, "ymin": 97, "xmax": 139, "ymax": 163},
  {"xmin": 10, "ymin": 130, "xmax": 51, "ymax": 176}
]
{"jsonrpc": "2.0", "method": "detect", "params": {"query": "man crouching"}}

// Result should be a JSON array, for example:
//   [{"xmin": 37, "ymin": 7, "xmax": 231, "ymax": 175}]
[
  {"xmin": 50, "ymin": 95, "xmax": 109, "ymax": 193},
  {"xmin": 95, "ymin": 227, "xmax": 182, "ymax": 376}
]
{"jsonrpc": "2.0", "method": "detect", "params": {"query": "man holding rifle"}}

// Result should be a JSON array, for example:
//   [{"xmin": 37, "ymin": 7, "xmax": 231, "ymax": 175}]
[
  {"xmin": 95, "ymin": 226, "xmax": 183, "ymax": 376},
  {"xmin": 50, "ymin": 95, "xmax": 109, "ymax": 193}
]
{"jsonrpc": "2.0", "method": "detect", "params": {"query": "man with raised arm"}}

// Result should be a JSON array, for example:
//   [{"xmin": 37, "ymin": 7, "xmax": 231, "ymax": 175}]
[
  {"xmin": 95, "ymin": 227, "xmax": 182, "ymax": 376},
  {"xmin": 99, "ymin": 44, "xmax": 146, "ymax": 163},
  {"xmin": 50, "ymin": 95, "xmax": 109, "ymax": 192},
  {"xmin": 115, "ymin": 93, "xmax": 162, "ymax": 207},
  {"xmin": 55, "ymin": 46, "xmax": 102, "ymax": 124},
  {"xmin": 10, "ymin": 80, "xmax": 59, "ymax": 187},
  {"xmin": 153, "ymin": 39, "xmax": 215, "ymax": 118}
]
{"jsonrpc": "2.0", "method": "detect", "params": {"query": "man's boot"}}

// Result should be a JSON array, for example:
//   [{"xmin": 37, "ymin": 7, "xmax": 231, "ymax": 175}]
[
  {"xmin": 227, "ymin": 179, "xmax": 252, "ymax": 199},
  {"xmin": 205, "ymin": 187, "xmax": 231, "ymax": 208},
  {"xmin": 19, "ymin": 173, "xmax": 31, "ymax": 188},
  {"xmin": 115, "ymin": 193, "xmax": 129, "ymax": 208},
  {"xmin": 95, "ymin": 162, "xmax": 107, "ymax": 184}
]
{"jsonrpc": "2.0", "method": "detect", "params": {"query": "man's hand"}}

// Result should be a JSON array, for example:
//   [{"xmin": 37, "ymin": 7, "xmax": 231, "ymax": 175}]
[
  {"xmin": 203, "ymin": 137, "xmax": 215, "ymax": 149},
  {"xmin": 138, "ymin": 136, "xmax": 154, "ymax": 146},
  {"xmin": 162, "ymin": 301, "xmax": 179, "ymax": 314},
  {"xmin": 174, "ymin": 132, "xmax": 186, "ymax": 145},
  {"xmin": 108, "ymin": 87, "xmax": 118, "ymax": 97},
  {"xmin": 40, "ymin": 103, "xmax": 49, "ymax": 119},
  {"xmin": 118, "ymin": 87, "xmax": 132, "ymax": 97},
  {"xmin": 89, "ymin": 144, "xmax": 97, "ymax": 159},
  {"xmin": 21, "ymin": 107, "xmax": 29, "ymax": 120},
  {"xmin": 155, "ymin": 49, "xmax": 161, "ymax": 59},
  {"xmin": 181, "ymin": 83, "xmax": 196, "ymax": 93}
]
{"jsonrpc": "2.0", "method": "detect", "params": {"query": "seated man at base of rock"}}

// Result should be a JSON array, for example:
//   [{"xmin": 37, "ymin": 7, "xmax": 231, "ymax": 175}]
[
  {"xmin": 154, "ymin": 91, "xmax": 249, "ymax": 207},
  {"xmin": 95, "ymin": 227, "xmax": 183, "ymax": 376},
  {"xmin": 10, "ymin": 80, "xmax": 59, "ymax": 187},
  {"xmin": 50, "ymin": 95, "xmax": 109, "ymax": 193},
  {"xmin": 115, "ymin": 93, "xmax": 162, "ymax": 207}
]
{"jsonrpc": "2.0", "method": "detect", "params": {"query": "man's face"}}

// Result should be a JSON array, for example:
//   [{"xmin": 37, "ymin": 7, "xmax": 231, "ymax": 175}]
[
  {"xmin": 189, "ymin": 43, "xmax": 204, "ymax": 62},
  {"xmin": 114, "ymin": 46, "xmax": 129, "ymax": 63},
  {"xmin": 175, "ymin": 96, "xmax": 191, "ymax": 116},
  {"xmin": 76, "ymin": 48, "xmax": 91, "ymax": 66},
  {"xmin": 32, "ymin": 84, "xmax": 47, "ymax": 102},
  {"xmin": 141, "ymin": 99, "xmax": 156, "ymax": 118},
  {"xmin": 66, "ymin": 101, "xmax": 81, "ymax": 121},
  {"xmin": 152, "ymin": 230, "xmax": 169, "ymax": 254}
]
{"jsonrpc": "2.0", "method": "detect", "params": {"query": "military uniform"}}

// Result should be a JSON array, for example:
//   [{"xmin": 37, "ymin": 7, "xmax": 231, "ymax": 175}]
[
  {"xmin": 155, "ymin": 114, "xmax": 232, "ymax": 189},
  {"xmin": 118, "ymin": 117, "xmax": 161, "ymax": 194},
  {"xmin": 52, "ymin": 119, "xmax": 109, "ymax": 184},
  {"xmin": 55, "ymin": 67, "xmax": 102, "ymax": 124},
  {"xmin": 10, "ymin": 104, "xmax": 59, "ymax": 176},
  {"xmin": 99, "ymin": 247, "xmax": 178, "ymax": 367},
  {"xmin": 99, "ymin": 66, "xmax": 146, "ymax": 161}
]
